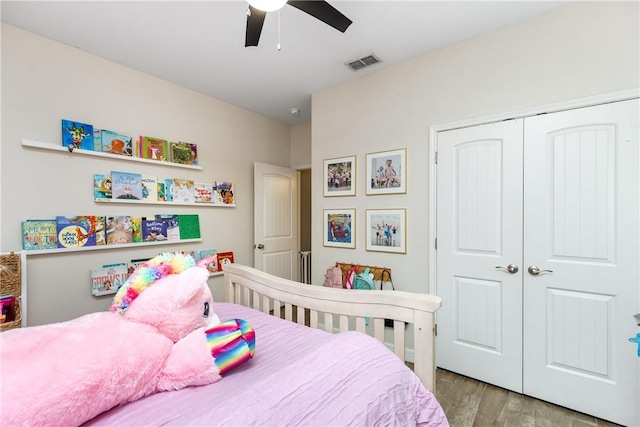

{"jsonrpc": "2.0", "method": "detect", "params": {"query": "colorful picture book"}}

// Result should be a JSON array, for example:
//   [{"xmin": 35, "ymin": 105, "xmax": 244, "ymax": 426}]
[
  {"xmin": 56, "ymin": 216, "xmax": 105, "ymax": 248},
  {"xmin": 93, "ymin": 128, "xmax": 102, "ymax": 151},
  {"xmin": 61, "ymin": 119, "xmax": 94, "ymax": 150},
  {"xmin": 141, "ymin": 218, "xmax": 168, "ymax": 242},
  {"xmin": 155, "ymin": 214, "xmax": 180, "ymax": 240},
  {"xmin": 101, "ymin": 130, "xmax": 133, "ymax": 157},
  {"xmin": 22, "ymin": 219, "xmax": 58, "ymax": 250},
  {"xmin": 194, "ymin": 182, "xmax": 213, "ymax": 203},
  {"xmin": 170, "ymin": 141, "xmax": 198, "ymax": 166},
  {"xmin": 164, "ymin": 179, "xmax": 173, "ymax": 202},
  {"xmin": 177, "ymin": 214, "xmax": 200, "ymax": 240},
  {"xmin": 94, "ymin": 174, "xmax": 112, "ymax": 200},
  {"xmin": 178, "ymin": 250, "xmax": 197, "ymax": 260},
  {"xmin": 111, "ymin": 171, "xmax": 143, "ymax": 200},
  {"xmin": 215, "ymin": 181, "xmax": 234, "ymax": 205},
  {"xmin": 128, "ymin": 258, "xmax": 151, "ymax": 276},
  {"xmin": 170, "ymin": 179, "xmax": 195, "ymax": 204},
  {"xmin": 141, "ymin": 175, "xmax": 158, "ymax": 202},
  {"xmin": 139, "ymin": 136, "xmax": 169, "ymax": 161},
  {"xmin": 157, "ymin": 182, "xmax": 167, "ymax": 202},
  {"xmin": 90, "ymin": 263, "xmax": 129, "ymax": 296},
  {"xmin": 216, "ymin": 251, "xmax": 234, "ymax": 271},
  {"xmin": 106, "ymin": 216, "xmax": 133, "ymax": 245},
  {"xmin": 131, "ymin": 217, "xmax": 142, "ymax": 243},
  {"xmin": 196, "ymin": 249, "xmax": 218, "ymax": 273}
]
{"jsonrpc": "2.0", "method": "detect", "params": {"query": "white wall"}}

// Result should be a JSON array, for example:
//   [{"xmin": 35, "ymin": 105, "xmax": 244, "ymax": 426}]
[
  {"xmin": 290, "ymin": 121, "xmax": 311, "ymax": 169},
  {"xmin": 311, "ymin": 2, "xmax": 640, "ymax": 293},
  {"xmin": 1, "ymin": 24, "xmax": 291, "ymax": 326}
]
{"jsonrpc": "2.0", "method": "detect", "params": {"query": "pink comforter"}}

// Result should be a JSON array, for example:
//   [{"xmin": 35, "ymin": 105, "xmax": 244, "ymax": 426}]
[{"xmin": 86, "ymin": 303, "xmax": 448, "ymax": 426}]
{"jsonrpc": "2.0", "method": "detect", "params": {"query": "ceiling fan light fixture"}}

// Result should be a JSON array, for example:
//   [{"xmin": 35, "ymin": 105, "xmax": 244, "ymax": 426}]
[{"xmin": 247, "ymin": 0, "xmax": 287, "ymax": 12}]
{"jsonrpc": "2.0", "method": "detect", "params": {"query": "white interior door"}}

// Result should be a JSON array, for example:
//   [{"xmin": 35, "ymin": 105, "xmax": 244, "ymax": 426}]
[
  {"xmin": 523, "ymin": 99, "xmax": 639, "ymax": 427},
  {"xmin": 253, "ymin": 162, "xmax": 298, "ymax": 281},
  {"xmin": 436, "ymin": 119, "xmax": 525, "ymax": 392}
]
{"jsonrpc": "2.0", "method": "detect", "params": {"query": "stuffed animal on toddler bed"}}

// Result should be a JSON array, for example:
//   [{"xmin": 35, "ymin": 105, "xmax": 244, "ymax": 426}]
[{"xmin": 0, "ymin": 252, "xmax": 255, "ymax": 427}]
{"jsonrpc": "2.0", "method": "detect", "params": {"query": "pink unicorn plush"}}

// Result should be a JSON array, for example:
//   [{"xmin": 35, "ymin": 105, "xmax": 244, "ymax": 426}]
[{"xmin": 0, "ymin": 252, "xmax": 255, "ymax": 426}]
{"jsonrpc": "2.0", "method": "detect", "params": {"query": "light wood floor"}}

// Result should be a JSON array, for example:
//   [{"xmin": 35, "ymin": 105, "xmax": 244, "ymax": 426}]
[{"xmin": 434, "ymin": 368, "xmax": 622, "ymax": 427}]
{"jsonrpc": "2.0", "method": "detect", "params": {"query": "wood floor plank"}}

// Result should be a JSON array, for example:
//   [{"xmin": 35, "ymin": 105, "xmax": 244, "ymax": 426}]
[
  {"xmin": 477, "ymin": 384, "xmax": 509, "ymax": 421},
  {"xmin": 434, "ymin": 369, "xmax": 622, "ymax": 427}
]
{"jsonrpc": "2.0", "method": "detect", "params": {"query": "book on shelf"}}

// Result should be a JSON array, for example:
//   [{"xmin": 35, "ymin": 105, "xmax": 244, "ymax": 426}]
[
  {"xmin": 178, "ymin": 250, "xmax": 197, "ymax": 260},
  {"xmin": 0, "ymin": 294, "xmax": 16, "ymax": 323},
  {"xmin": 141, "ymin": 218, "xmax": 169, "ymax": 242},
  {"xmin": 214, "ymin": 181, "xmax": 234, "ymax": 205},
  {"xmin": 131, "ymin": 217, "xmax": 142, "ymax": 243},
  {"xmin": 93, "ymin": 128, "xmax": 102, "ymax": 151},
  {"xmin": 128, "ymin": 258, "xmax": 151, "ymax": 276},
  {"xmin": 141, "ymin": 175, "xmax": 158, "ymax": 203},
  {"xmin": 157, "ymin": 182, "xmax": 167, "ymax": 202},
  {"xmin": 194, "ymin": 182, "xmax": 213, "ymax": 203},
  {"xmin": 61, "ymin": 119, "xmax": 94, "ymax": 151},
  {"xmin": 170, "ymin": 179, "xmax": 195, "ymax": 204},
  {"xmin": 216, "ymin": 251, "xmax": 234, "ymax": 271},
  {"xmin": 111, "ymin": 171, "xmax": 143, "ymax": 200},
  {"xmin": 154, "ymin": 214, "xmax": 180, "ymax": 240},
  {"xmin": 56, "ymin": 216, "xmax": 105, "ymax": 248},
  {"xmin": 164, "ymin": 179, "xmax": 173, "ymax": 202},
  {"xmin": 177, "ymin": 214, "xmax": 200, "ymax": 239},
  {"xmin": 196, "ymin": 249, "xmax": 218, "ymax": 273},
  {"xmin": 91, "ymin": 263, "xmax": 129, "ymax": 296},
  {"xmin": 169, "ymin": 141, "xmax": 198, "ymax": 166},
  {"xmin": 22, "ymin": 219, "xmax": 58, "ymax": 250},
  {"xmin": 101, "ymin": 130, "xmax": 133, "ymax": 157},
  {"xmin": 106, "ymin": 216, "xmax": 133, "ymax": 245},
  {"xmin": 94, "ymin": 173, "xmax": 112, "ymax": 200},
  {"xmin": 139, "ymin": 136, "xmax": 169, "ymax": 161}
]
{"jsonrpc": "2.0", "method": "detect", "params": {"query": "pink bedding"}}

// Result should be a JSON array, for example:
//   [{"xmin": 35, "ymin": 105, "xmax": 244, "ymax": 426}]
[{"xmin": 85, "ymin": 302, "xmax": 448, "ymax": 426}]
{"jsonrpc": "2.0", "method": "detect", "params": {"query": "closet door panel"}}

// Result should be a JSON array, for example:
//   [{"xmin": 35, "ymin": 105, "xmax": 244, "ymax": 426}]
[
  {"xmin": 523, "ymin": 99, "xmax": 639, "ymax": 427},
  {"xmin": 436, "ymin": 119, "xmax": 524, "ymax": 392}
]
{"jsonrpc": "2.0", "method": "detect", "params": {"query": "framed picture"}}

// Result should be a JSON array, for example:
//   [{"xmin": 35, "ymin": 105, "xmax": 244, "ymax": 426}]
[
  {"xmin": 366, "ymin": 148, "xmax": 406, "ymax": 195},
  {"xmin": 323, "ymin": 209, "xmax": 356, "ymax": 249},
  {"xmin": 366, "ymin": 209, "xmax": 406, "ymax": 253},
  {"xmin": 324, "ymin": 155, "xmax": 356, "ymax": 197}
]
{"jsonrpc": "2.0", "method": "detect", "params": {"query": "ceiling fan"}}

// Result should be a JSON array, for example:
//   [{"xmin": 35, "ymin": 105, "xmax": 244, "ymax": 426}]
[{"xmin": 245, "ymin": 0, "xmax": 353, "ymax": 47}]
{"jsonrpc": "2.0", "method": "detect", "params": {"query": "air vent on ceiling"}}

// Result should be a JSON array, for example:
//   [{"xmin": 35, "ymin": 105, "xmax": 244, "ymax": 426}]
[{"xmin": 345, "ymin": 53, "xmax": 382, "ymax": 71}]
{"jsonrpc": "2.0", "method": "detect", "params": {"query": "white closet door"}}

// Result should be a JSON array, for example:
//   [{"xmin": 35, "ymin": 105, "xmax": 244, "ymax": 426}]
[
  {"xmin": 523, "ymin": 99, "xmax": 639, "ymax": 427},
  {"xmin": 436, "ymin": 119, "xmax": 524, "ymax": 392}
]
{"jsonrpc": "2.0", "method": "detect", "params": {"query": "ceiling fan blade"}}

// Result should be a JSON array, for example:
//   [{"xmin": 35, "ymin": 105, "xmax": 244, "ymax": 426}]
[
  {"xmin": 288, "ymin": 1, "xmax": 352, "ymax": 33},
  {"xmin": 245, "ymin": 5, "xmax": 267, "ymax": 47}
]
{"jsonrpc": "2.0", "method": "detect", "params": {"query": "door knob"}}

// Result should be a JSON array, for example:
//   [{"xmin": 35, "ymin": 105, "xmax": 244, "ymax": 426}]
[
  {"xmin": 528, "ymin": 265, "xmax": 553, "ymax": 276},
  {"xmin": 495, "ymin": 264, "xmax": 519, "ymax": 274},
  {"xmin": 254, "ymin": 244, "xmax": 265, "ymax": 250}
]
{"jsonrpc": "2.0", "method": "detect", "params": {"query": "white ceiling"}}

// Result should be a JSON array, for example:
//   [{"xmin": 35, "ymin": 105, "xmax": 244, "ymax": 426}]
[{"xmin": 1, "ymin": 0, "xmax": 571, "ymax": 125}]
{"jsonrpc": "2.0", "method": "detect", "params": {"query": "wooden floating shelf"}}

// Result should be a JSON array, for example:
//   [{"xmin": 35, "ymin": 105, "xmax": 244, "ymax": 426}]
[
  {"xmin": 23, "ymin": 238, "xmax": 203, "ymax": 256},
  {"xmin": 22, "ymin": 139, "xmax": 203, "ymax": 170}
]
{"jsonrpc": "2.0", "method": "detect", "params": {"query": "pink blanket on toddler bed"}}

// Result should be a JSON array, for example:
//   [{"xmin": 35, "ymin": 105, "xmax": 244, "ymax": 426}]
[{"xmin": 86, "ymin": 302, "xmax": 449, "ymax": 426}]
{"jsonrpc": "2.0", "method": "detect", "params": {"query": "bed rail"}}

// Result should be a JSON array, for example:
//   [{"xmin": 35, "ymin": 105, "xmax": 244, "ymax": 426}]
[{"xmin": 223, "ymin": 264, "xmax": 442, "ymax": 392}]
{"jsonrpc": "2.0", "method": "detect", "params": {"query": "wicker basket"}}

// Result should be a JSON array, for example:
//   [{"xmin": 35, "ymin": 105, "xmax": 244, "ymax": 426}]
[
  {"xmin": 1, "ymin": 252, "xmax": 23, "ymax": 332},
  {"xmin": 336, "ymin": 262, "xmax": 391, "ymax": 283}
]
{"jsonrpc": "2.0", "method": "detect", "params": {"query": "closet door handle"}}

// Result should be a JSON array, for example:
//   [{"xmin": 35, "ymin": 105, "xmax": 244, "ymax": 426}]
[
  {"xmin": 495, "ymin": 264, "xmax": 519, "ymax": 274},
  {"xmin": 528, "ymin": 265, "xmax": 553, "ymax": 276}
]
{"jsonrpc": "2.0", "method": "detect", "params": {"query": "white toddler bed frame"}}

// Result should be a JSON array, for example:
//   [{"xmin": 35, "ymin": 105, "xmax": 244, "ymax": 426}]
[{"xmin": 223, "ymin": 264, "xmax": 443, "ymax": 392}]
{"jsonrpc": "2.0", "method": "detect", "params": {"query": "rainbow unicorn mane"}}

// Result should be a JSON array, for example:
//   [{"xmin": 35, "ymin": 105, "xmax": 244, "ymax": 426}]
[{"xmin": 110, "ymin": 252, "xmax": 196, "ymax": 314}]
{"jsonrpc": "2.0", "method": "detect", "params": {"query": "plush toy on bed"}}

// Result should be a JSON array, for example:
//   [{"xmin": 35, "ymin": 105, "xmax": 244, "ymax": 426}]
[{"xmin": 0, "ymin": 252, "xmax": 255, "ymax": 427}]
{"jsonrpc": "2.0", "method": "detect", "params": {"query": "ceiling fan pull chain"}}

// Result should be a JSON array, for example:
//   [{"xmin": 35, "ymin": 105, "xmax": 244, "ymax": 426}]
[{"xmin": 277, "ymin": 10, "xmax": 281, "ymax": 51}]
